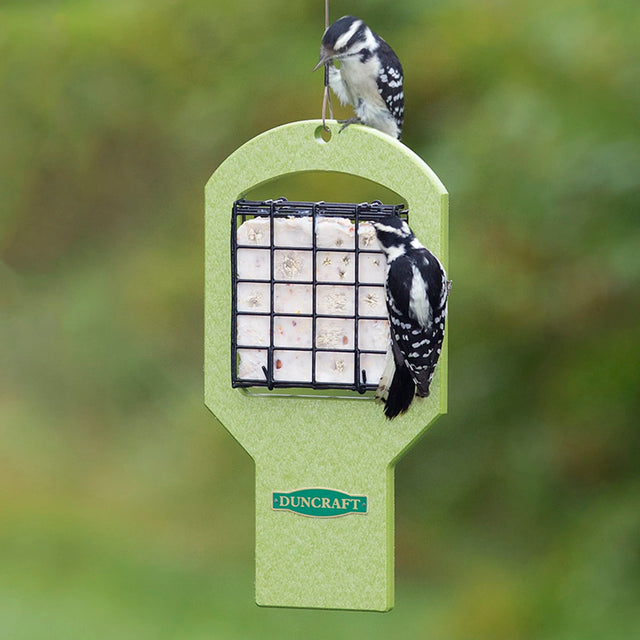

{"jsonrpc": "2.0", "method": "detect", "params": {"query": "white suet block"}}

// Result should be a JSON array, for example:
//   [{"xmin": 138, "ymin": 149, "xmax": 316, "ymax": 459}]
[
  {"xmin": 274, "ymin": 316, "xmax": 313, "ymax": 348},
  {"xmin": 237, "ymin": 348, "xmax": 267, "ymax": 380},
  {"xmin": 274, "ymin": 250, "xmax": 313, "ymax": 282},
  {"xmin": 274, "ymin": 283, "xmax": 313, "ymax": 315},
  {"xmin": 358, "ymin": 286, "xmax": 387, "ymax": 317},
  {"xmin": 236, "ymin": 216, "xmax": 270, "ymax": 246},
  {"xmin": 358, "ymin": 319, "xmax": 390, "ymax": 351},
  {"xmin": 315, "ymin": 217, "xmax": 356, "ymax": 249},
  {"xmin": 273, "ymin": 350, "xmax": 312, "ymax": 382},
  {"xmin": 237, "ymin": 248, "xmax": 270, "ymax": 280},
  {"xmin": 237, "ymin": 282, "xmax": 270, "ymax": 313},
  {"xmin": 316, "ymin": 285, "xmax": 355, "ymax": 317},
  {"xmin": 235, "ymin": 216, "xmax": 390, "ymax": 385},
  {"xmin": 274, "ymin": 216, "xmax": 313, "ymax": 247},
  {"xmin": 315, "ymin": 318, "xmax": 354, "ymax": 350},
  {"xmin": 315, "ymin": 352, "xmax": 355, "ymax": 384}
]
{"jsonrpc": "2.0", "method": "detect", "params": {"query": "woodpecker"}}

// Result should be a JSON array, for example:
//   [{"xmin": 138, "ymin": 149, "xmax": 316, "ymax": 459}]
[
  {"xmin": 314, "ymin": 15, "xmax": 404, "ymax": 139},
  {"xmin": 372, "ymin": 216, "xmax": 450, "ymax": 419}
]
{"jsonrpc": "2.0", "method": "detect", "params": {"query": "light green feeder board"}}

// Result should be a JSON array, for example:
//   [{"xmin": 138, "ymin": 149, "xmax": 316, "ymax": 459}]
[{"xmin": 205, "ymin": 119, "xmax": 448, "ymax": 612}]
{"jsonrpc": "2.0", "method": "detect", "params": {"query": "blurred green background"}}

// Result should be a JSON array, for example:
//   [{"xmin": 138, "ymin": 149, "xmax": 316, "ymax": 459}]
[{"xmin": 1, "ymin": 0, "xmax": 639, "ymax": 637}]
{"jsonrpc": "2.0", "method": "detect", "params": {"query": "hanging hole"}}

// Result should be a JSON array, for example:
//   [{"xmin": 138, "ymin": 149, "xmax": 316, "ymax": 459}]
[{"xmin": 315, "ymin": 125, "xmax": 332, "ymax": 144}]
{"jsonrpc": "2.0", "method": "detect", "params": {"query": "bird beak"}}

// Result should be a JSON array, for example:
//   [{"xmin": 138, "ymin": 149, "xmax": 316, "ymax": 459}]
[{"xmin": 313, "ymin": 47, "xmax": 334, "ymax": 72}]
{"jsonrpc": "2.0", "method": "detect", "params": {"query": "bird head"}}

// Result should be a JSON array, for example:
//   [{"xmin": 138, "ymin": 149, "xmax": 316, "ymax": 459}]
[
  {"xmin": 313, "ymin": 16, "xmax": 374, "ymax": 71},
  {"xmin": 372, "ymin": 217, "xmax": 413, "ymax": 257}
]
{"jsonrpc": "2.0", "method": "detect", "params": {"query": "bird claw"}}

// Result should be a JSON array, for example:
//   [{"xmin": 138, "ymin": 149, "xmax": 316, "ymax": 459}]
[{"xmin": 338, "ymin": 117, "xmax": 362, "ymax": 133}]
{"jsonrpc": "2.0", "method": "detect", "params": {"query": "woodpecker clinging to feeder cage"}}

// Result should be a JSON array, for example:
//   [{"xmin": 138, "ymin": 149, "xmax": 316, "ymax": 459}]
[
  {"xmin": 313, "ymin": 15, "xmax": 404, "ymax": 139},
  {"xmin": 373, "ymin": 217, "xmax": 450, "ymax": 419}
]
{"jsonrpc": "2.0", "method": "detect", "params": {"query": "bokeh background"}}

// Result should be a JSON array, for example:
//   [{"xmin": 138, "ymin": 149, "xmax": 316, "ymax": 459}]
[{"xmin": 1, "ymin": 0, "xmax": 639, "ymax": 637}]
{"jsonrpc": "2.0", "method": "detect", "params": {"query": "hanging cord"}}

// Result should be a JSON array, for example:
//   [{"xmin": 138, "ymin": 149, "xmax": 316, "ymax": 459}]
[{"xmin": 321, "ymin": 0, "xmax": 334, "ymax": 131}]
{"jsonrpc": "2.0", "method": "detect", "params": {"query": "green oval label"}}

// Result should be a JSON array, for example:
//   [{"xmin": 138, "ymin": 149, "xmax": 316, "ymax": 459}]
[{"xmin": 272, "ymin": 488, "xmax": 368, "ymax": 518}]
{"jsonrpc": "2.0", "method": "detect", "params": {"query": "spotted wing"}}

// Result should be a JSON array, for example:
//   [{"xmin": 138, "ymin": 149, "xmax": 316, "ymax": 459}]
[
  {"xmin": 385, "ymin": 250, "xmax": 446, "ymax": 397},
  {"xmin": 374, "ymin": 37, "xmax": 404, "ymax": 135}
]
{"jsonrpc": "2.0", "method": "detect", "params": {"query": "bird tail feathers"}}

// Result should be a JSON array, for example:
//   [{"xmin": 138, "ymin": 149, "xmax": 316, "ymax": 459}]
[{"xmin": 376, "ymin": 355, "xmax": 416, "ymax": 419}]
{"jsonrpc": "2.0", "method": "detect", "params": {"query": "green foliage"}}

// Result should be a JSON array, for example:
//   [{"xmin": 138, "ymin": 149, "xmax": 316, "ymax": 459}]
[{"xmin": 1, "ymin": 0, "xmax": 639, "ymax": 637}]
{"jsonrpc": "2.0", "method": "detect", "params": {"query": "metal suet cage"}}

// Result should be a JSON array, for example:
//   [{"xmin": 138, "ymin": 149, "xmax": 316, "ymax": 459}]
[{"xmin": 231, "ymin": 198, "xmax": 408, "ymax": 395}]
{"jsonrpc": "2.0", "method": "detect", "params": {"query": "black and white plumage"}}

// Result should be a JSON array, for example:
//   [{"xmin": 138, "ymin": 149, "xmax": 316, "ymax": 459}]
[
  {"xmin": 372, "ymin": 216, "xmax": 450, "ymax": 419},
  {"xmin": 314, "ymin": 15, "xmax": 404, "ymax": 139}
]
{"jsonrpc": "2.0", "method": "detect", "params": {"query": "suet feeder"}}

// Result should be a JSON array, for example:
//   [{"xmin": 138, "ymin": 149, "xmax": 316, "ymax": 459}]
[{"xmin": 205, "ymin": 120, "xmax": 448, "ymax": 611}]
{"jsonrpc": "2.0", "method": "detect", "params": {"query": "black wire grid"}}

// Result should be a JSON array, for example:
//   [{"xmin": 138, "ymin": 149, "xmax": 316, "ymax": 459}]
[{"xmin": 231, "ymin": 199, "xmax": 408, "ymax": 394}]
